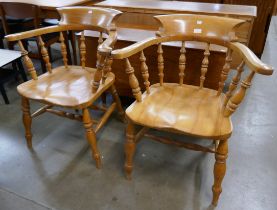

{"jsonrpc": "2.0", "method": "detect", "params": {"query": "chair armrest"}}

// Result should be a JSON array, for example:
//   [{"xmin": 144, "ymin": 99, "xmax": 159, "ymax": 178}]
[
  {"xmin": 229, "ymin": 42, "xmax": 273, "ymax": 75},
  {"xmin": 5, "ymin": 25, "xmax": 65, "ymax": 42}
]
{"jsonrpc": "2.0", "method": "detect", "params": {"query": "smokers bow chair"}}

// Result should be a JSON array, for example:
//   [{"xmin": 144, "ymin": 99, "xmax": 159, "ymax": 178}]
[
  {"xmin": 98, "ymin": 14, "xmax": 274, "ymax": 205},
  {"xmin": 5, "ymin": 7, "xmax": 124, "ymax": 169}
]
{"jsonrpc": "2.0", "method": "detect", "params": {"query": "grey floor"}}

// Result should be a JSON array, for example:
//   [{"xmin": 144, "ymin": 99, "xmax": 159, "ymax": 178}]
[{"xmin": 1, "ymin": 18, "xmax": 277, "ymax": 210}]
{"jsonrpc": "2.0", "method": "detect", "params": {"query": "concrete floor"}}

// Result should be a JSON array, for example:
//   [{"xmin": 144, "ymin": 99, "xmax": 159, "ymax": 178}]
[{"xmin": 1, "ymin": 18, "xmax": 277, "ymax": 210}]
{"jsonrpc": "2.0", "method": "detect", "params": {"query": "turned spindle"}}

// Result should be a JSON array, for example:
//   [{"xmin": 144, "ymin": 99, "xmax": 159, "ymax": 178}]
[
  {"xmin": 217, "ymin": 49, "xmax": 233, "ymax": 95},
  {"xmin": 179, "ymin": 41, "xmax": 186, "ymax": 85},
  {"xmin": 224, "ymin": 71, "xmax": 255, "ymax": 117},
  {"xmin": 157, "ymin": 43, "xmax": 164, "ymax": 86},
  {"xmin": 125, "ymin": 58, "xmax": 142, "ymax": 102},
  {"xmin": 38, "ymin": 36, "xmax": 52, "ymax": 73},
  {"xmin": 80, "ymin": 31, "xmax": 86, "ymax": 69},
  {"xmin": 224, "ymin": 61, "xmax": 245, "ymax": 106},
  {"xmin": 18, "ymin": 40, "xmax": 37, "ymax": 80},
  {"xmin": 59, "ymin": 32, "xmax": 68, "ymax": 68},
  {"xmin": 140, "ymin": 51, "xmax": 150, "ymax": 94},
  {"xmin": 200, "ymin": 43, "xmax": 210, "ymax": 89}
]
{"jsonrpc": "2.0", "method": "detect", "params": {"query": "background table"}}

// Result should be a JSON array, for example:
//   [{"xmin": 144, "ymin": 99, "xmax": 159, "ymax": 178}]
[
  {"xmin": 0, "ymin": 49, "xmax": 27, "ymax": 104},
  {"xmin": 0, "ymin": 0, "xmax": 100, "ymax": 18}
]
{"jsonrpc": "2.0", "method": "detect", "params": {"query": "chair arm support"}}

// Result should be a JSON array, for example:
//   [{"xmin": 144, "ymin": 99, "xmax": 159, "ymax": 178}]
[
  {"xmin": 5, "ymin": 25, "xmax": 66, "ymax": 42},
  {"xmin": 229, "ymin": 42, "xmax": 274, "ymax": 75},
  {"xmin": 97, "ymin": 30, "xmax": 118, "ymax": 55}
]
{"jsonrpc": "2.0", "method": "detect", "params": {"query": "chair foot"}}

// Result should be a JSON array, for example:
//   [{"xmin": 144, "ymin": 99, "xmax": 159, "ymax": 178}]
[
  {"xmin": 124, "ymin": 121, "xmax": 136, "ymax": 179},
  {"xmin": 124, "ymin": 164, "xmax": 133, "ymax": 180},
  {"xmin": 212, "ymin": 139, "xmax": 228, "ymax": 206},
  {"xmin": 94, "ymin": 153, "xmax": 102, "ymax": 169},
  {"xmin": 21, "ymin": 97, "xmax": 32, "ymax": 148},
  {"xmin": 82, "ymin": 108, "xmax": 101, "ymax": 169}
]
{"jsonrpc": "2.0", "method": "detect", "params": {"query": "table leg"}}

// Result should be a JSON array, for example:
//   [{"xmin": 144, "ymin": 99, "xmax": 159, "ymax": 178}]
[
  {"xmin": 0, "ymin": 84, "xmax": 9, "ymax": 104},
  {"xmin": 16, "ymin": 59, "xmax": 28, "ymax": 81}
]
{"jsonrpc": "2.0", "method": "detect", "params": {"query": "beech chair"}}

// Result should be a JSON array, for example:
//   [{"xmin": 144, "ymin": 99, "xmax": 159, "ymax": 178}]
[
  {"xmin": 5, "ymin": 7, "xmax": 124, "ymax": 169},
  {"xmin": 98, "ymin": 14, "xmax": 274, "ymax": 205}
]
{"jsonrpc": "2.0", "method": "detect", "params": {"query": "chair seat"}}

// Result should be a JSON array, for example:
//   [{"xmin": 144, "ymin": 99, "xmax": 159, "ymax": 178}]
[
  {"xmin": 126, "ymin": 83, "xmax": 232, "ymax": 139},
  {"xmin": 17, "ymin": 66, "xmax": 114, "ymax": 108}
]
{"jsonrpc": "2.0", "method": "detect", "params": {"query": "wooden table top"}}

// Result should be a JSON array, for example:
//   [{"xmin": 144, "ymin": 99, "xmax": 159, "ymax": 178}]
[
  {"xmin": 0, "ymin": 49, "xmax": 21, "ymax": 67},
  {"xmin": 96, "ymin": 0, "xmax": 257, "ymax": 17},
  {"xmin": 0, "ymin": 0, "xmax": 92, "ymax": 9}
]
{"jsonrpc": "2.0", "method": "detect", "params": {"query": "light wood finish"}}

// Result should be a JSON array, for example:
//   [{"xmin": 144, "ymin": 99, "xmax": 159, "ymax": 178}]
[
  {"xmin": 103, "ymin": 14, "xmax": 274, "ymax": 205},
  {"xmin": 5, "ymin": 7, "xmax": 123, "ymax": 168},
  {"xmin": 126, "ymin": 83, "xmax": 232, "ymax": 139}
]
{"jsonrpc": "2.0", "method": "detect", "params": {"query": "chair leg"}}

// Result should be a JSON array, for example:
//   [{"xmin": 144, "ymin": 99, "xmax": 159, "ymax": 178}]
[
  {"xmin": 21, "ymin": 97, "xmax": 32, "ymax": 148},
  {"xmin": 124, "ymin": 120, "xmax": 136, "ymax": 180},
  {"xmin": 0, "ymin": 84, "xmax": 9, "ymax": 104},
  {"xmin": 82, "ymin": 108, "xmax": 101, "ymax": 169},
  {"xmin": 110, "ymin": 84, "xmax": 125, "ymax": 121},
  {"xmin": 212, "ymin": 138, "xmax": 228, "ymax": 206}
]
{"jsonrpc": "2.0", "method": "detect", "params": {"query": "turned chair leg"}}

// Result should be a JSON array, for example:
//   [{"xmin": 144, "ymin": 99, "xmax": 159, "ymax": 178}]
[
  {"xmin": 82, "ymin": 108, "xmax": 101, "ymax": 169},
  {"xmin": 21, "ymin": 97, "xmax": 32, "ymax": 148},
  {"xmin": 212, "ymin": 138, "xmax": 228, "ymax": 206},
  {"xmin": 124, "ymin": 120, "xmax": 136, "ymax": 180},
  {"xmin": 110, "ymin": 84, "xmax": 125, "ymax": 121}
]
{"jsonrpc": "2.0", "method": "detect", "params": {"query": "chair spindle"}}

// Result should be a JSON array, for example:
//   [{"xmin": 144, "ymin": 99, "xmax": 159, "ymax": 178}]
[
  {"xmin": 18, "ymin": 40, "xmax": 37, "ymax": 80},
  {"xmin": 200, "ymin": 43, "xmax": 210, "ymax": 88},
  {"xmin": 97, "ymin": 32, "xmax": 104, "ymax": 65},
  {"xmin": 140, "ymin": 51, "xmax": 150, "ymax": 94},
  {"xmin": 224, "ymin": 61, "xmax": 245, "ymax": 106},
  {"xmin": 217, "ymin": 49, "xmax": 233, "ymax": 95},
  {"xmin": 179, "ymin": 41, "xmax": 186, "ymax": 85},
  {"xmin": 125, "ymin": 58, "xmax": 142, "ymax": 102},
  {"xmin": 59, "ymin": 32, "xmax": 68, "ymax": 68},
  {"xmin": 224, "ymin": 71, "xmax": 255, "ymax": 117},
  {"xmin": 80, "ymin": 31, "xmax": 86, "ymax": 69},
  {"xmin": 157, "ymin": 43, "xmax": 164, "ymax": 86},
  {"xmin": 102, "ymin": 56, "xmax": 113, "ymax": 83},
  {"xmin": 38, "ymin": 36, "xmax": 52, "ymax": 73},
  {"xmin": 92, "ymin": 55, "xmax": 105, "ymax": 93}
]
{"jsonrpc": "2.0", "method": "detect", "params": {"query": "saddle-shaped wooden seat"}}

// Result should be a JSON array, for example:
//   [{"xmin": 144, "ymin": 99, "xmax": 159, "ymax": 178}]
[
  {"xmin": 17, "ymin": 66, "xmax": 115, "ymax": 108},
  {"xmin": 126, "ymin": 83, "xmax": 232, "ymax": 139}
]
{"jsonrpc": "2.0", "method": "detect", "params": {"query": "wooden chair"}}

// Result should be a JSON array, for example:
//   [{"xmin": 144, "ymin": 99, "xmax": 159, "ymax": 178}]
[
  {"xmin": 0, "ymin": 2, "xmax": 61, "ymax": 73},
  {"xmin": 5, "ymin": 7, "xmax": 124, "ymax": 169},
  {"xmin": 98, "ymin": 14, "xmax": 274, "ymax": 205}
]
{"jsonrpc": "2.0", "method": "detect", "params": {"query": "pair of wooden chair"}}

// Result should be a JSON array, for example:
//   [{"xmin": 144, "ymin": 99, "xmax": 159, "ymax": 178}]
[{"xmin": 5, "ymin": 7, "xmax": 273, "ymax": 206}]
